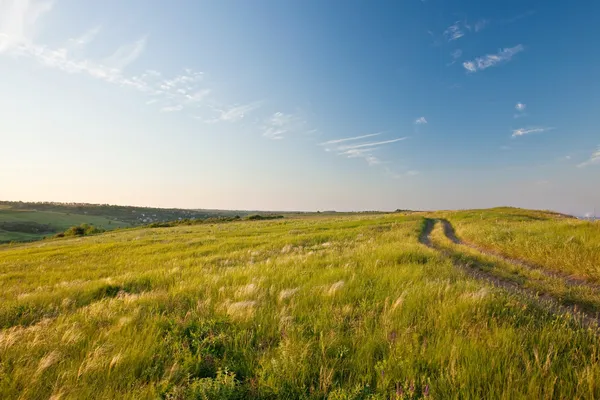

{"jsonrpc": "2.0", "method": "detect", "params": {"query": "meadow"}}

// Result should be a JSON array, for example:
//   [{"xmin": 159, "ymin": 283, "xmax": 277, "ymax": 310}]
[
  {"xmin": 1, "ymin": 210, "xmax": 600, "ymax": 399},
  {"xmin": 0, "ymin": 208, "xmax": 130, "ymax": 243},
  {"xmin": 440, "ymin": 208, "xmax": 600, "ymax": 283}
]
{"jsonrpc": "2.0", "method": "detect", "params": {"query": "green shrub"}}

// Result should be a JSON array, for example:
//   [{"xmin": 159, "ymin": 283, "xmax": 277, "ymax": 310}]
[{"xmin": 56, "ymin": 223, "xmax": 105, "ymax": 238}]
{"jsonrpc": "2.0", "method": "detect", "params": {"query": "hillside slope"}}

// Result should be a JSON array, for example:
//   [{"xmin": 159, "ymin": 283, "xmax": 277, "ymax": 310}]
[{"xmin": 1, "ymin": 210, "xmax": 600, "ymax": 399}]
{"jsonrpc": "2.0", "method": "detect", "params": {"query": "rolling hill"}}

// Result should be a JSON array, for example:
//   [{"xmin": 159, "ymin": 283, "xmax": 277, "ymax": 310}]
[{"xmin": 1, "ymin": 208, "xmax": 599, "ymax": 398}]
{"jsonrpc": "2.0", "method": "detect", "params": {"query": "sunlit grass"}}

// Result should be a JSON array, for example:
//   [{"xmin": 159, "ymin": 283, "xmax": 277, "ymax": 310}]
[
  {"xmin": 1, "ymin": 213, "xmax": 600, "ymax": 398},
  {"xmin": 442, "ymin": 207, "xmax": 600, "ymax": 282},
  {"xmin": 428, "ymin": 218, "xmax": 600, "ymax": 314}
]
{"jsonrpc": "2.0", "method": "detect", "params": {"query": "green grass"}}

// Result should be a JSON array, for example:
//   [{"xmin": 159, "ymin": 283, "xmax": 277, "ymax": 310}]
[
  {"xmin": 0, "ymin": 209, "xmax": 129, "ymax": 243},
  {"xmin": 440, "ymin": 207, "xmax": 600, "ymax": 283},
  {"xmin": 428, "ymin": 218, "xmax": 600, "ymax": 315},
  {"xmin": 2, "ymin": 211, "xmax": 600, "ymax": 398}
]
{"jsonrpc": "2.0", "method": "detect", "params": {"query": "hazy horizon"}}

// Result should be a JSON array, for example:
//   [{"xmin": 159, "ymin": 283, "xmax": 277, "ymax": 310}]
[{"xmin": 1, "ymin": 0, "xmax": 599, "ymax": 216}]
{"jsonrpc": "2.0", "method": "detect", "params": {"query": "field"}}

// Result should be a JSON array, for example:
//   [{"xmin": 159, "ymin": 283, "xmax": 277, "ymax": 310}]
[
  {"xmin": 440, "ymin": 207, "xmax": 600, "ymax": 282},
  {"xmin": 0, "ymin": 201, "xmax": 280, "ymax": 229},
  {"xmin": 1, "ymin": 209, "xmax": 600, "ymax": 399},
  {"xmin": 0, "ymin": 209, "xmax": 130, "ymax": 243}
]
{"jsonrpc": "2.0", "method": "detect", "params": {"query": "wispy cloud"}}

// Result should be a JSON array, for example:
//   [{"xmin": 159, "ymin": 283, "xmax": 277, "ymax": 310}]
[
  {"xmin": 414, "ymin": 117, "xmax": 428, "ymax": 125},
  {"xmin": 206, "ymin": 101, "xmax": 262, "ymax": 123},
  {"xmin": 160, "ymin": 105, "xmax": 183, "ymax": 113},
  {"xmin": 442, "ymin": 18, "xmax": 487, "ymax": 43},
  {"xmin": 0, "ymin": 0, "xmax": 53, "ymax": 53},
  {"xmin": 0, "ymin": 1, "xmax": 219, "ymax": 118},
  {"xmin": 320, "ymin": 132, "xmax": 382, "ymax": 146},
  {"xmin": 514, "ymin": 102, "xmax": 527, "ymax": 118},
  {"xmin": 474, "ymin": 19, "xmax": 488, "ymax": 32},
  {"xmin": 321, "ymin": 133, "xmax": 408, "ymax": 167},
  {"xmin": 447, "ymin": 49, "xmax": 462, "ymax": 65},
  {"xmin": 511, "ymin": 126, "xmax": 554, "ymax": 137},
  {"xmin": 385, "ymin": 167, "xmax": 419, "ymax": 179},
  {"xmin": 262, "ymin": 112, "xmax": 307, "ymax": 140},
  {"xmin": 443, "ymin": 21, "xmax": 466, "ymax": 41},
  {"xmin": 463, "ymin": 45, "xmax": 524, "ymax": 73},
  {"xmin": 577, "ymin": 147, "xmax": 600, "ymax": 168},
  {"xmin": 67, "ymin": 26, "xmax": 101, "ymax": 49},
  {"xmin": 339, "ymin": 148, "xmax": 382, "ymax": 166},
  {"xmin": 501, "ymin": 11, "xmax": 535, "ymax": 25},
  {"xmin": 338, "ymin": 137, "xmax": 408, "ymax": 150},
  {"xmin": 103, "ymin": 37, "xmax": 147, "ymax": 70}
]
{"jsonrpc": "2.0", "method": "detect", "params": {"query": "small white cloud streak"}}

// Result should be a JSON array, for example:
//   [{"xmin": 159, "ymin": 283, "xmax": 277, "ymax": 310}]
[
  {"xmin": 577, "ymin": 147, "xmax": 600, "ymax": 168},
  {"xmin": 262, "ymin": 111, "xmax": 308, "ymax": 140},
  {"xmin": 67, "ymin": 26, "xmax": 101, "ymax": 49},
  {"xmin": 385, "ymin": 167, "xmax": 419, "ymax": 179},
  {"xmin": 444, "ymin": 22, "xmax": 465, "ymax": 41},
  {"xmin": 206, "ymin": 101, "xmax": 262, "ymax": 123},
  {"xmin": 338, "ymin": 148, "xmax": 382, "ymax": 166},
  {"xmin": 320, "ymin": 132, "xmax": 382, "ymax": 146},
  {"xmin": 338, "ymin": 137, "xmax": 408, "ymax": 150},
  {"xmin": 448, "ymin": 49, "xmax": 463, "ymax": 65},
  {"xmin": 415, "ymin": 117, "xmax": 427, "ymax": 125},
  {"xmin": 443, "ymin": 19, "xmax": 486, "ymax": 43},
  {"xmin": 511, "ymin": 127, "xmax": 554, "ymax": 137},
  {"xmin": 515, "ymin": 103, "xmax": 526, "ymax": 112},
  {"xmin": 474, "ymin": 19, "xmax": 488, "ymax": 32},
  {"xmin": 463, "ymin": 45, "xmax": 524, "ymax": 73},
  {"xmin": 160, "ymin": 105, "xmax": 183, "ymax": 113},
  {"xmin": 323, "ymin": 134, "xmax": 408, "ymax": 167},
  {"xmin": 103, "ymin": 36, "xmax": 147, "ymax": 70}
]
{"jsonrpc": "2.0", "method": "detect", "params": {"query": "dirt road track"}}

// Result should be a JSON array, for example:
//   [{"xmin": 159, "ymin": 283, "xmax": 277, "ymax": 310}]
[{"xmin": 419, "ymin": 218, "xmax": 600, "ymax": 330}]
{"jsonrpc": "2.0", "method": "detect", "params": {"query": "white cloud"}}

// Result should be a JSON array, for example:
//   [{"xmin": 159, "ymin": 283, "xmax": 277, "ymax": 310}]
[
  {"xmin": 385, "ymin": 167, "xmax": 420, "ymax": 179},
  {"xmin": 515, "ymin": 103, "xmax": 526, "ymax": 112},
  {"xmin": 474, "ymin": 19, "xmax": 488, "ymax": 32},
  {"xmin": 322, "ymin": 134, "xmax": 408, "ymax": 167},
  {"xmin": 448, "ymin": 49, "xmax": 462, "ymax": 65},
  {"xmin": 463, "ymin": 45, "xmax": 524, "ymax": 73},
  {"xmin": 67, "ymin": 26, "xmax": 101, "ymax": 49},
  {"xmin": 338, "ymin": 148, "xmax": 382, "ymax": 166},
  {"xmin": 262, "ymin": 112, "xmax": 307, "ymax": 140},
  {"xmin": 207, "ymin": 101, "xmax": 262, "ymax": 123},
  {"xmin": 103, "ymin": 36, "xmax": 147, "ymax": 70},
  {"xmin": 0, "ymin": 1, "xmax": 222, "ymax": 119},
  {"xmin": 414, "ymin": 117, "xmax": 427, "ymax": 125},
  {"xmin": 320, "ymin": 132, "xmax": 382, "ymax": 146},
  {"xmin": 0, "ymin": 0, "xmax": 53, "ymax": 53},
  {"xmin": 443, "ymin": 19, "xmax": 487, "ymax": 43},
  {"xmin": 338, "ymin": 137, "xmax": 408, "ymax": 150},
  {"xmin": 160, "ymin": 105, "xmax": 183, "ymax": 113},
  {"xmin": 444, "ymin": 22, "xmax": 465, "ymax": 41},
  {"xmin": 463, "ymin": 61, "xmax": 476, "ymax": 72},
  {"xmin": 511, "ymin": 127, "xmax": 554, "ymax": 137},
  {"xmin": 577, "ymin": 147, "xmax": 600, "ymax": 168}
]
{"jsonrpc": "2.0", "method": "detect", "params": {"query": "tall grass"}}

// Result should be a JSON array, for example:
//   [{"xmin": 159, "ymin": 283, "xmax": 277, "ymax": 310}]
[
  {"xmin": 443, "ymin": 208, "xmax": 600, "ymax": 282},
  {"xmin": 1, "ymin": 213, "xmax": 600, "ymax": 398}
]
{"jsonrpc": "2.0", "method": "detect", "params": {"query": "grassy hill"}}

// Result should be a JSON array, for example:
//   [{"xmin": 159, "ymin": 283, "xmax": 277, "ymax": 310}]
[
  {"xmin": 1, "ymin": 209, "xmax": 600, "ymax": 398},
  {"xmin": 0, "ymin": 201, "xmax": 286, "ymax": 243},
  {"xmin": 0, "ymin": 208, "xmax": 130, "ymax": 243}
]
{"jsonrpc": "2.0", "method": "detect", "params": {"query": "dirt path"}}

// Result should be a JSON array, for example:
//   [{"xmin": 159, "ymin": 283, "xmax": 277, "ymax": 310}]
[
  {"xmin": 439, "ymin": 219, "xmax": 600, "ymax": 291},
  {"xmin": 419, "ymin": 218, "xmax": 600, "ymax": 329}
]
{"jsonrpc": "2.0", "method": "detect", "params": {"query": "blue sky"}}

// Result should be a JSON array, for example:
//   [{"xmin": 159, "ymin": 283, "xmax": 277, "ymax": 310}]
[{"xmin": 0, "ymin": 0, "xmax": 598, "ymax": 215}]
